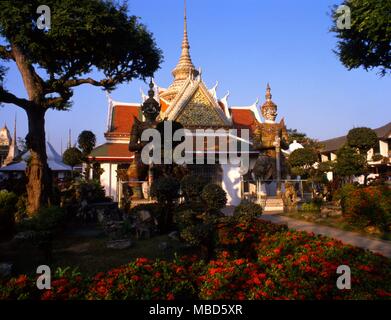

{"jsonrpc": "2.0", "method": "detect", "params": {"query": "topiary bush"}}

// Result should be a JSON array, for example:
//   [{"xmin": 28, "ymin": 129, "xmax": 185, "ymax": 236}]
[
  {"xmin": 234, "ymin": 200, "xmax": 262, "ymax": 218},
  {"xmin": 0, "ymin": 190, "xmax": 17, "ymax": 240},
  {"xmin": 201, "ymin": 184, "xmax": 227, "ymax": 213},
  {"xmin": 180, "ymin": 175, "xmax": 208, "ymax": 203},
  {"xmin": 299, "ymin": 202, "xmax": 321, "ymax": 213},
  {"xmin": 344, "ymin": 186, "xmax": 391, "ymax": 231},
  {"xmin": 150, "ymin": 176, "xmax": 181, "ymax": 232},
  {"xmin": 151, "ymin": 176, "xmax": 180, "ymax": 205},
  {"xmin": 18, "ymin": 206, "xmax": 66, "ymax": 233}
]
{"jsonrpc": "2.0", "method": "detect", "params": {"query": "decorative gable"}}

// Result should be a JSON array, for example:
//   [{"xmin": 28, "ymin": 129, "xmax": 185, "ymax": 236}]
[{"xmin": 175, "ymin": 87, "xmax": 228, "ymax": 127}]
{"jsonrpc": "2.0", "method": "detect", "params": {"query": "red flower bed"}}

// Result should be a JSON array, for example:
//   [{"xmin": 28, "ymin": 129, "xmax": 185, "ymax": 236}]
[{"xmin": 1, "ymin": 220, "xmax": 390, "ymax": 300}]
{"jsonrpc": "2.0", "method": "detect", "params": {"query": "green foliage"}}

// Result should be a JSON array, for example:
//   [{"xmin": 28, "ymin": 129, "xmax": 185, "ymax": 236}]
[
  {"xmin": 75, "ymin": 179, "xmax": 107, "ymax": 204},
  {"xmin": 62, "ymin": 147, "xmax": 82, "ymax": 168},
  {"xmin": 334, "ymin": 145, "xmax": 366, "ymax": 178},
  {"xmin": 342, "ymin": 186, "xmax": 391, "ymax": 231},
  {"xmin": 201, "ymin": 184, "xmax": 227, "ymax": 213},
  {"xmin": 0, "ymin": 0, "xmax": 163, "ymax": 99},
  {"xmin": 180, "ymin": 175, "xmax": 208, "ymax": 203},
  {"xmin": 347, "ymin": 127, "xmax": 378, "ymax": 155},
  {"xmin": 289, "ymin": 148, "xmax": 318, "ymax": 168},
  {"xmin": 331, "ymin": 0, "xmax": 391, "ymax": 75},
  {"xmin": 299, "ymin": 202, "xmax": 321, "ymax": 213},
  {"xmin": 77, "ymin": 131, "xmax": 96, "ymax": 157},
  {"xmin": 287, "ymin": 129, "xmax": 324, "ymax": 151},
  {"xmin": 174, "ymin": 209, "xmax": 198, "ymax": 231},
  {"xmin": 233, "ymin": 200, "xmax": 262, "ymax": 224},
  {"xmin": 18, "ymin": 206, "xmax": 65, "ymax": 232},
  {"xmin": 333, "ymin": 183, "xmax": 358, "ymax": 212},
  {"xmin": 0, "ymin": 190, "xmax": 17, "ymax": 239},
  {"xmin": 151, "ymin": 176, "xmax": 180, "ymax": 205}
]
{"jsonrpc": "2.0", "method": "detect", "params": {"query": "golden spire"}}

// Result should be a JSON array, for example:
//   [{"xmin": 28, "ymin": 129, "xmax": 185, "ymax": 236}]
[
  {"xmin": 161, "ymin": 0, "xmax": 198, "ymax": 101},
  {"xmin": 266, "ymin": 83, "xmax": 272, "ymax": 100},
  {"xmin": 262, "ymin": 83, "xmax": 277, "ymax": 123}
]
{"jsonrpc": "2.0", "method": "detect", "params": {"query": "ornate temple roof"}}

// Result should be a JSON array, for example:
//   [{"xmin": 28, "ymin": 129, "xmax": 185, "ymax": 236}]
[
  {"xmin": 160, "ymin": 1, "xmax": 199, "ymax": 102},
  {"xmin": 0, "ymin": 124, "xmax": 11, "ymax": 146},
  {"xmin": 89, "ymin": 1, "xmax": 272, "ymax": 162}
]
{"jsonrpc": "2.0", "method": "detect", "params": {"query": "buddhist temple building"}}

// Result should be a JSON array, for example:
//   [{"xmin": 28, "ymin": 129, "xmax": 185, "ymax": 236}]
[{"xmin": 89, "ymin": 3, "xmax": 290, "ymax": 206}]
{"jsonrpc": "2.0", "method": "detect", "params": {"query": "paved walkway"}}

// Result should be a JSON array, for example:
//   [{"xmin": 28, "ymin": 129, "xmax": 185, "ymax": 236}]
[{"xmin": 260, "ymin": 213, "xmax": 391, "ymax": 258}]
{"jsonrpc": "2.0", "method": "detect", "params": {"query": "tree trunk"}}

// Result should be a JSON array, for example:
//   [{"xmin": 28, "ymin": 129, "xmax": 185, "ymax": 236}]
[{"xmin": 25, "ymin": 108, "xmax": 52, "ymax": 215}]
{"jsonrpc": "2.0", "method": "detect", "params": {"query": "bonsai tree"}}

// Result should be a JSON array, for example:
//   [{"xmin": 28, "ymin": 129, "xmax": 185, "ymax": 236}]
[
  {"xmin": 180, "ymin": 175, "xmax": 208, "ymax": 204},
  {"xmin": 0, "ymin": 0, "xmax": 162, "ymax": 214},
  {"xmin": 347, "ymin": 127, "xmax": 378, "ymax": 184},
  {"xmin": 62, "ymin": 147, "xmax": 82, "ymax": 176},
  {"xmin": 288, "ymin": 147, "xmax": 318, "ymax": 178},
  {"xmin": 177, "ymin": 184, "xmax": 228, "ymax": 260},
  {"xmin": 150, "ymin": 176, "xmax": 180, "ymax": 232},
  {"xmin": 334, "ymin": 144, "xmax": 366, "ymax": 183},
  {"xmin": 201, "ymin": 183, "xmax": 227, "ymax": 214},
  {"xmin": 78, "ymin": 130, "xmax": 96, "ymax": 179},
  {"xmin": 331, "ymin": 0, "xmax": 390, "ymax": 76}
]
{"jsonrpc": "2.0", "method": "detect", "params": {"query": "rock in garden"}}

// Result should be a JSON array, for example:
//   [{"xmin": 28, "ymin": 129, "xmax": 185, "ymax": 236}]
[
  {"xmin": 138, "ymin": 210, "xmax": 152, "ymax": 222},
  {"xmin": 158, "ymin": 241, "xmax": 172, "ymax": 251},
  {"xmin": 364, "ymin": 226, "xmax": 382, "ymax": 235},
  {"xmin": 13, "ymin": 231, "xmax": 36, "ymax": 241},
  {"xmin": 168, "ymin": 231, "xmax": 180, "ymax": 241},
  {"xmin": 0, "ymin": 263, "xmax": 12, "ymax": 278},
  {"xmin": 106, "ymin": 239, "xmax": 132, "ymax": 250}
]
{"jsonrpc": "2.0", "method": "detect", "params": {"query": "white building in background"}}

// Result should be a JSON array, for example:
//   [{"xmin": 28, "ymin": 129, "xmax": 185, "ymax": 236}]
[{"xmin": 319, "ymin": 122, "xmax": 391, "ymax": 182}]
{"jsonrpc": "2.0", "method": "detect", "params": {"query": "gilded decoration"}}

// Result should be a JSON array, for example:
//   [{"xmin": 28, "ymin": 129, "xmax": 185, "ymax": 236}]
[{"xmin": 176, "ymin": 88, "xmax": 226, "ymax": 127}]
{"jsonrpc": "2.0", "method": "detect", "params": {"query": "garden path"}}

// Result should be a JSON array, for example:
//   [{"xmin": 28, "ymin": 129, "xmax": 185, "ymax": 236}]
[{"xmin": 260, "ymin": 213, "xmax": 391, "ymax": 258}]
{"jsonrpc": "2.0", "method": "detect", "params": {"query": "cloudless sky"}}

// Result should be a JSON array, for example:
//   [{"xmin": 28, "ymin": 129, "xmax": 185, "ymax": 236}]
[{"xmin": 1, "ymin": 0, "xmax": 390, "ymax": 153}]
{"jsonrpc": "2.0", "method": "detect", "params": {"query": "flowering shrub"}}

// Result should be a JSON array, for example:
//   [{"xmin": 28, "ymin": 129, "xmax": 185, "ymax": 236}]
[
  {"xmin": 1, "ymin": 220, "xmax": 391, "ymax": 300},
  {"xmin": 343, "ymin": 185, "xmax": 391, "ymax": 231}
]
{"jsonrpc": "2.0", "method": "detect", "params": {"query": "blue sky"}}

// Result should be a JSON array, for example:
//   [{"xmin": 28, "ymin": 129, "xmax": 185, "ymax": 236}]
[{"xmin": 1, "ymin": 0, "xmax": 390, "ymax": 153}]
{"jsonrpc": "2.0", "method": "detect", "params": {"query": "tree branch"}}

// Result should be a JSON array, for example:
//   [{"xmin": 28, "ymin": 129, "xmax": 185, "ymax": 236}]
[
  {"xmin": 0, "ymin": 86, "xmax": 31, "ymax": 110},
  {"xmin": 0, "ymin": 45, "xmax": 13, "ymax": 60}
]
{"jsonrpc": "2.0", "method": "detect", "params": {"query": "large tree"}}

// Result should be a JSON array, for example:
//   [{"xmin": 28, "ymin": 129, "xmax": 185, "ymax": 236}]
[
  {"xmin": 347, "ymin": 127, "xmax": 378, "ymax": 184},
  {"xmin": 287, "ymin": 128, "xmax": 323, "ymax": 152},
  {"xmin": 0, "ymin": 1, "xmax": 162, "ymax": 214},
  {"xmin": 347, "ymin": 127, "xmax": 378, "ymax": 155},
  {"xmin": 331, "ymin": 0, "xmax": 391, "ymax": 76},
  {"xmin": 334, "ymin": 144, "xmax": 366, "ymax": 182}
]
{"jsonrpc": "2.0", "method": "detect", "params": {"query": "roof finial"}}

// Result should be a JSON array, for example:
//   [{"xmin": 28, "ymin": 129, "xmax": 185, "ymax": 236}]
[
  {"xmin": 266, "ymin": 83, "xmax": 272, "ymax": 101},
  {"xmin": 160, "ymin": 0, "xmax": 199, "ymax": 102}
]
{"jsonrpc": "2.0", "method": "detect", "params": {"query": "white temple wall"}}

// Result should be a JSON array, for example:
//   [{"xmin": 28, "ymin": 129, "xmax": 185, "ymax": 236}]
[{"xmin": 100, "ymin": 163, "xmax": 118, "ymax": 201}]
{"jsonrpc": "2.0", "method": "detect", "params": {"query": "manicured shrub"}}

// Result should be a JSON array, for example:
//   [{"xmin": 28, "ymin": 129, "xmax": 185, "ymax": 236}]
[
  {"xmin": 300, "ymin": 202, "xmax": 321, "ymax": 213},
  {"xmin": 18, "ymin": 206, "xmax": 66, "ymax": 232},
  {"xmin": 233, "ymin": 200, "xmax": 262, "ymax": 223},
  {"xmin": 0, "ymin": 190, "xmax": 17, "ymax": 240},
  {"xmin": 344, "ymin": 186, "xmax": 391, "ymax": 231},
  {"xmin": 180, "ymin": 175, "xmax": 208, "ymax": 203},
  {"xmin": 150, "ymin": 176, "xmax": 180, "ymax": 205},
  {"xmin": 333, "ymin": 183, "xmax": 357, "ymax": 212},
  {"xmin": 201, "ymin": 184, "xmax": 227, "ymax": 213}
]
